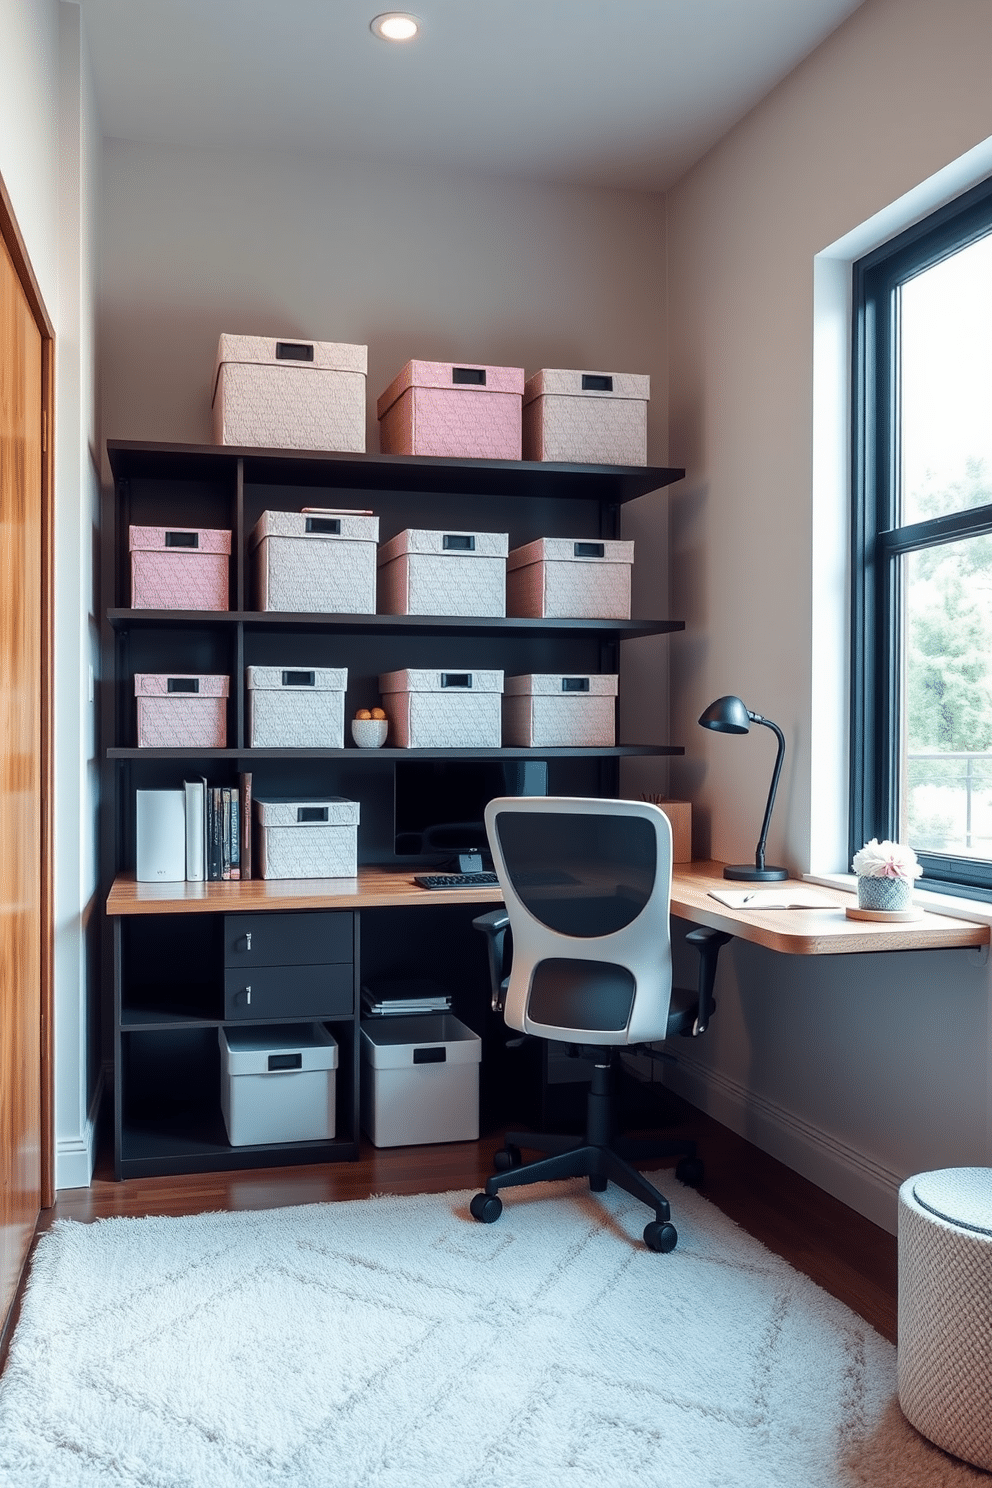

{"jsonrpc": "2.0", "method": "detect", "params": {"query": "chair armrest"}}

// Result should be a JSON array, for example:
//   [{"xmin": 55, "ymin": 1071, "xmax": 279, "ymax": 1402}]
[
  {"xmin": 473, "ymin": 909, "xmax": 511, "ymax": 1013},
  {"xmin": 683, "ymin": 926, "xmax": 732, "ymax": 1037}
]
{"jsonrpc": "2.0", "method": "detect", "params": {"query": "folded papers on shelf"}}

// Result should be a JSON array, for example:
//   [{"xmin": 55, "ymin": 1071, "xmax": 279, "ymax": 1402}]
[{"xmin": 361, "ymin": 979, "xmax": 452, "ymax": 1017}]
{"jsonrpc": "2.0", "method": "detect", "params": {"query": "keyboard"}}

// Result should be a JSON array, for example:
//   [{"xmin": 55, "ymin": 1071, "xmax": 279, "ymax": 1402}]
[{"xmin": 414, "ymin": 872, "xmax": 501, "ymax": 890}]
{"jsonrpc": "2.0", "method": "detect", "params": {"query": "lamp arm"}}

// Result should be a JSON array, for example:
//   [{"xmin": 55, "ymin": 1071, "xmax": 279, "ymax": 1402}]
[{"xmin": 749, "ymin": 714, "xmax": 785, "ymax": 872}]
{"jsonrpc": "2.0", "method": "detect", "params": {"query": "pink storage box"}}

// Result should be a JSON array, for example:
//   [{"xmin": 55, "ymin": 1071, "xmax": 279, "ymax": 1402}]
[
  {"xmin": 502, "ymin": 673, "xmax": 618, "ymax": 748},
  {"xmin": 377, "ymin": 360, "xmax": 524, "ymax": 460},
  {"xmin": 129, "ymin": 526, "xmax": 231, "ymax": 611},
  {"xmin": 134, "ymin": 673, "xmax": 230, "ymax": 748},
  {"xmin": 377, "ymin": 528, "xmax": 508, "ymax": 617},
  {"xmin": 378, "ymin": 668, "xmax": 503, "ymax": 749},
  {"xmin": 506, "ymin": 537, "xmax": 634, "ymax": 620},
  {"xmin": 523, "ymin": 369, "xmax": 649, "ymax": 466},
  {"xmin": 212, "ymin": 334, "xmax": 367, "ymax": 453}
]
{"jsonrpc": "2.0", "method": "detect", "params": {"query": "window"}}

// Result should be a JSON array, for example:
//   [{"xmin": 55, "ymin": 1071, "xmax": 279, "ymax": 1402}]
[{"xmin": 853, "ymin": 177, "xmax": 992, "ymax": 897}]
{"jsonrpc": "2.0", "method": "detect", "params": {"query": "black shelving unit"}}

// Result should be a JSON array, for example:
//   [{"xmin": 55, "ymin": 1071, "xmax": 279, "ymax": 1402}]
[{"xmin": 102, "ymin": 440, "xmax": 685, "ymax": 1179}]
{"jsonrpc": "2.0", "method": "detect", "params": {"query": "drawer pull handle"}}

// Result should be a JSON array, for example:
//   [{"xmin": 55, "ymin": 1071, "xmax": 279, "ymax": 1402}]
[
  {"xmin": 244, "ymin": 931, "xmax": 252, "ymax": 952},
  {"xmin": 244, "ymin": 985, "xmax": 251, "ymax": 1006}
]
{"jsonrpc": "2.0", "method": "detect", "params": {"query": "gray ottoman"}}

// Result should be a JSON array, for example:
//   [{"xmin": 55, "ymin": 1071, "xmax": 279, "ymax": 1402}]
[{"xmin": 898, "ymin": 1168, "xmax": 992, "ymax": 1470}]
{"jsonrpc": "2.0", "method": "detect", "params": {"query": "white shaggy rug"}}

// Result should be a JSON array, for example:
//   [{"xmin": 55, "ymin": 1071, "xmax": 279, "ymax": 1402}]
[{"xmin": 0, "ymin": 1177, "xmax": 985, "ymax": 1488}]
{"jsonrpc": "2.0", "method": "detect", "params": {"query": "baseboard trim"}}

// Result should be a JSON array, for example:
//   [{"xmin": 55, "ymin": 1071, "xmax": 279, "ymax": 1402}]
[
  {"xmin": 665, "ymin": 1055, "xmax": 901, "ymax": 1235},
  {"xmin": 55, "ymin": 1069, "xmax": 103, "ymax": 1192}
]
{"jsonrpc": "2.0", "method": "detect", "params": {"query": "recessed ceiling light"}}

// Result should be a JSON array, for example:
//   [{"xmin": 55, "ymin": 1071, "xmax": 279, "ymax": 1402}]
[{"xmin": 370, "ymin": 12, "xmax": 421, "ymax": 42}]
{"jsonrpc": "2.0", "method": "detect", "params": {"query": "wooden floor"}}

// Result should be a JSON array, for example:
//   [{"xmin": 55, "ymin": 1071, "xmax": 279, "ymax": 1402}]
[{"xmin": 12, "ymin": 1089, "xmax": 897, "ymax": 1360}]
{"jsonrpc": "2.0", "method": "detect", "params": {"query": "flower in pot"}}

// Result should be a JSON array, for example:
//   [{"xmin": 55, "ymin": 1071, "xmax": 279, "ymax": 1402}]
[{"xmin": 851, "ymin": 838, "xmax": 922, "ymax": 911}]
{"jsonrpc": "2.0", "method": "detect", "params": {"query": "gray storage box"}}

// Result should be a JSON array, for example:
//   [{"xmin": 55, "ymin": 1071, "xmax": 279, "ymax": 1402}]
[
  {"xmin": 250, "ymin": 508, "xmax": 379, "ymax": 613},
  {"xmin": 360, "ymin": 1014, "xmax": 481, "ymax": 1147},
  {"xmin": 247, "ymin": 665, "xmax": 348, "ymax": 748},
  {"xmin": 220, "ymin": 1023, "xmax": 338, "ymax": 1146},
  {"xmin": 255, "ymin": 796, "xmax": 360, "ymax": 880},
  {"xmin": 377, "ymin": 527, "xmax": 508, "ymax": 617},
  {"xmin": 502, "ymin": 672, "xmax": 618, "ymax": 747},
  {"xmin": 378, "ymin": 667, "xmax": 503, "ymax": 748},
  {"xmin": 522, "ymin": 368, "xmax": 649, "ymax": 466},
  {"xmin": 506, "ymin": 537, "xmax": 634, "ymax": 620},
  {"xmin": 212, "ymin": 334, "xmax": 367, "ymax": 452}
]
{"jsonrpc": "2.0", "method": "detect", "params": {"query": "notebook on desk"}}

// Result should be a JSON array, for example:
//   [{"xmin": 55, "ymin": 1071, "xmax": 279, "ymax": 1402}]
[{"xmin": 708, "ymin": 888, "xmax": 838, "ymax": 910}]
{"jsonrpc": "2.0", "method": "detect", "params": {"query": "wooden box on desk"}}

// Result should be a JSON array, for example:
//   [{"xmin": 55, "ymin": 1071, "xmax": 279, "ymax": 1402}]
[{"xmin": 642, "ymin": 798, "xmax": 691, "ymax": 863}]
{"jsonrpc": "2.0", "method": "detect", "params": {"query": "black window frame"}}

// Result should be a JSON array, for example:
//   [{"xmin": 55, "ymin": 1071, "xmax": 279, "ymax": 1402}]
[{"xmin": 852, "ymin": 174, "xmax": 992, "ymax": 900}]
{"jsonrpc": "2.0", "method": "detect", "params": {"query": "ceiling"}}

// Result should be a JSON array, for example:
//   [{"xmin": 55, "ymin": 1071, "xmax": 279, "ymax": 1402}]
[{"xmin": 80, "ymin": 0, "xmax": 867, "ymax": 193}]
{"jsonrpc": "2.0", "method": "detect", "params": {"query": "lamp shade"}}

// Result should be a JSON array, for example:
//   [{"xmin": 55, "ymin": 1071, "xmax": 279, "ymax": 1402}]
[{"xmin": 698, "ymin": 695, "xmax": 751, "ymax": 734}]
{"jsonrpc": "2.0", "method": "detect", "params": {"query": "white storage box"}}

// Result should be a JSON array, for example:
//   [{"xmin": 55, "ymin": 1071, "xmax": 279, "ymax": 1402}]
[
  {"xmin": 377, "ymin": 528, "xmax": 508, "ymax": 617},
  {"xmin": 254, "ymin": 796, "xmax": 360, "ymax": 880},
  {"xmin": 247, "ymin": 666, "xmax": 348, "ymax": 748},
  {"xmin": 360, "ymin": 1014, "xmax": 481, "ymax": 1147},
  {"xmin": 250, "ymin": 508, "xmax": 379, "ymax": 613},
  {"xmin": 129, "ymin": 525, "xmax": 231, "ymax": 611},
  {"xmin": 212, "ymin": 334, "xmax": 367, "ymax": 452},
  {"xmin": 502, "ymin": 673, "xmax": 618, "ymax": 748},
  {"xmin": 134, "ymin": 673, "xmax": 229, "ymax": 748},
  {"xmin": 220, "ymin": 1023, "xmax": 338, "ymax": 1146},
  {"xmin": 523, "ymin": 369, "xmax": 649, "ymax": 466},
  {"xmin": 378, "ymin": 668, "xmax": 503, "ymax": 749},
  {"xmin": 506, "ymin": 537, "xmax": 634, "ymax": 620}
]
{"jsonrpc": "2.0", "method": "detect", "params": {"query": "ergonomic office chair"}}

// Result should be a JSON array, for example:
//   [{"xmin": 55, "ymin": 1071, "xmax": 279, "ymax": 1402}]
[{"xmin": 471, "ymin": 797, "xmax": 730, "ymax": 1252}]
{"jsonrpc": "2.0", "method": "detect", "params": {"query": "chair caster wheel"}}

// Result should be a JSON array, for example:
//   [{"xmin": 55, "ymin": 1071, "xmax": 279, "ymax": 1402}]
[
  {"xmin": 493, "ymin": 1144, "xmax": 522, "ymax": 1172},
  {"xmin": 644, "ymin": 1220, "xmax": 678, "ymax": 1253},
  {"xmin": 676, "ymin": 1156, "xmax": 704, "ymax": 1188},
  {"xmin": 470, "ymin": 1193, "xmax": 503, "ymax": 1224}
]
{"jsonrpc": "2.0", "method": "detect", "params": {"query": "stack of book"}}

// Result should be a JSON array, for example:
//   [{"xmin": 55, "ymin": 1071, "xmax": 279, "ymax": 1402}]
[
  {"xmin": 182, "ymin": 772, "xmax": 253, "ymax": 882},
  {"xmin": 360, "ymin": 979, "xmax": 452, "ymax": 1018}
]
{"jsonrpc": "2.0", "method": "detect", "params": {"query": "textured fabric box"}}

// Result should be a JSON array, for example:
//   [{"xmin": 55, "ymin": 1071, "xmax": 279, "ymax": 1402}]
[
  {"xmin": 522, "ymin": 369, "xmax": 650, "ymax": 466},
  {"xmin": 360, "ymin": 1014, "xmax": 481, "ymax": 1147},
  {"xmin": 212, "ymin": 334, "xmax": 367, "ymax": 452},
  {"xmin": 254, "ymin": 796, "xmax": 360, "ymax": 879},
  {"xmin": 247, "ymin": 666, "xmax": 348, "ymax": 748},
  {"xmin": 129, "ymin": 525, "xmax": 231, "ymax": 611},
  {"xmin": 250, "ymin": 509, "xmax": 379, "ymax": 613},
  {"xmin": 377, "ymin": 528, "xmax": 508, "ymax": 617},
  {"xmin": 134, "ymin": 673, "xmax": 230, "ymax": 748},
  {"xmin": 378, "ymin": 668, "xmax": 503, "ymax": 748},
  {"xmin": 502, "ymin": 673, "xmax": 618, "ymax": 748},
  {"xmin": 220, "ymin": 1024, "xmax": 338, "ymax": 1146},
  {"xmin": 506, "ymin": 536, "xmax": 634, "ymax": 620},
  {"xmin": 377, "ymin": 360, "xmax": 524, "ymax": 459}
]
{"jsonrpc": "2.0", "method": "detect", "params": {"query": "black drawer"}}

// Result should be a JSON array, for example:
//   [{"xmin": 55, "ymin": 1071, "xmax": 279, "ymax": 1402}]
[
  {"xmin": 223, "ymin": 963, "xmax": 354, "ymax": 1021},
  {"xmin": 223, "ymin": 912, "xmax": 353, "ymax": 968}
]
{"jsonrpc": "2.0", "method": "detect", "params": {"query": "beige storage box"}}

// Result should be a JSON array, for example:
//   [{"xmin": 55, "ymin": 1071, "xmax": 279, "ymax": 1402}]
[
  {"xmin": 254, "ymin": 796, "xmax": 360, "ymax": 880},
  {"xmin": 212, "ymin": 334, "xmax": 367, "ymax": 452},
  {"xmin": 134, "ymin": 673, "xmax": 229, "ymax": 748},
  {"xmin": 502, "ymin": 673, "xmax": 618, "ymax": 748},
  {"xmin": 377, "ymin": 359, "xmax": 525, "ymax": 460},
  {"xmin": 506, "ymin": 537, "xmax": 634, "ymax": 620},
  {"xmin": 360, "ymin": 1014, "xmax": 481, "ymax": 1147},
  {"xmin": 377, "ymin": 528, "xmax": 508, "ymax": 617},
  {"xmin": 247, "ymin": 666, "xmax": 348, "ymax": 749},
  {"xmin": 250, "ymin": 509, "xmax": 379, "ymax": 613},
  {"xmin": 129, "ymin": 525, "xmax": 231, "ymax": 611},
  {"xmin": 379, "ymin": 668, "xmax": 503, "ymax": 749},
  {"xmin": 220, "ymin": 1023, "xmax": 338, "ymax": 1146},
  {"xmin": 523, "ymin": 369, "xmax": 649, "ymax": 466}
]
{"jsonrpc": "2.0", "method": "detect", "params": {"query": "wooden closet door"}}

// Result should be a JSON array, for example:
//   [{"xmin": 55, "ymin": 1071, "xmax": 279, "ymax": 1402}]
[{"xmin": 0, "ymin": 227, "xmax": 43, "ymax": 1324}]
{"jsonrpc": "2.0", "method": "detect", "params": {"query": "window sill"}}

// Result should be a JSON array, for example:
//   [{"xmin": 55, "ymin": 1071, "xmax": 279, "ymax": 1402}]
[{"xmin": 804, "ymin": 871, "xmax": 992, "ymax": 929}]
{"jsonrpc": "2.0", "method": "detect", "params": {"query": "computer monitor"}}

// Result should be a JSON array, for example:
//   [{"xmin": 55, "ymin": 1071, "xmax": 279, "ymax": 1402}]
[{"xmin": 394, "ymin": 759, "xmax": 548, "ymax": 871}]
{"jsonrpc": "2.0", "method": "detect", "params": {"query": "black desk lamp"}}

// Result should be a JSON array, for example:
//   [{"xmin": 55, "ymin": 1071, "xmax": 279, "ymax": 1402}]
[{"xmin": 698, "ymin": 695, "xmax": 788, "ymax": 881}]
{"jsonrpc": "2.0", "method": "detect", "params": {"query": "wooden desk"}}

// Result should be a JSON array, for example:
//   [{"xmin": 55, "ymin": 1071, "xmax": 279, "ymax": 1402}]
[
  {"xmin": 107, "ymin": 862, "xmax": 989, "ymax": 955},
  {"xmin": 670, "ymin": 861, "xmax": 989, "ymax": 955}
]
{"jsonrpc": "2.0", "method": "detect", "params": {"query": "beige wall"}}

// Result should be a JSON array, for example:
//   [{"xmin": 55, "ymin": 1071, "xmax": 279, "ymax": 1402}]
[{"xmin": 664, "ymin": 0, "xmax": 992, "ymax": 1229}]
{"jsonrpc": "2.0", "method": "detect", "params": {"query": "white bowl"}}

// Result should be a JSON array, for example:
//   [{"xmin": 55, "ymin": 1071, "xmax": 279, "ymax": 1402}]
[{"xmin": 351, "ymin": 718, "xmax": 389, "ymax": 748}]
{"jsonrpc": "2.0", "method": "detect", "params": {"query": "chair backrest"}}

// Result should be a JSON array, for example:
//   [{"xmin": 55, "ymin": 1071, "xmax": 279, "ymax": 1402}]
[{"xmin": 484, "ymin": 796, "xmax": 674, "ymax": 1045}]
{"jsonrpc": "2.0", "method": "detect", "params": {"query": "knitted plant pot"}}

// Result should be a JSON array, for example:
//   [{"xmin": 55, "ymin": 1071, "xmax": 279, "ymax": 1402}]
[{"xmin": 857, "ymin": 874, "xmax": 913, "ymax": 912}]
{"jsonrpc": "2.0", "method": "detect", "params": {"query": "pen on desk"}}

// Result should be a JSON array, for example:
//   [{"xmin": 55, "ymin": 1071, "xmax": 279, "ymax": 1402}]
[{"xmin": 742, "ymin": 893, "xmax": 756, "ymax": 904}]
